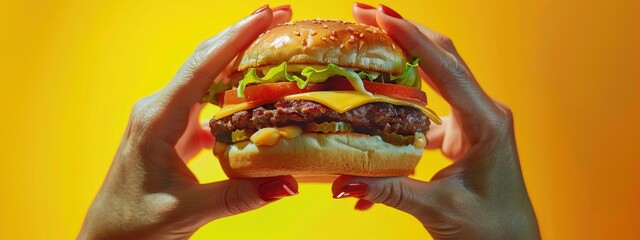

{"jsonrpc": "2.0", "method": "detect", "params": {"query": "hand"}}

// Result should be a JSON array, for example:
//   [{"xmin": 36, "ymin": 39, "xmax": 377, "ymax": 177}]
[
  {"xmin": 331, "ymin": 3, "xmax": 541, "ymax": 239},
  {"xmin": 78, "ymin": 5, "xmax": 299, "ymax": 239}
]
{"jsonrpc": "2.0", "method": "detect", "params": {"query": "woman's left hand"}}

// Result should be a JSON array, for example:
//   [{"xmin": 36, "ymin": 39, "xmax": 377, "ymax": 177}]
[{"xmin": 78, "ymin": 5, "xmax": 298, "ymax": 239}]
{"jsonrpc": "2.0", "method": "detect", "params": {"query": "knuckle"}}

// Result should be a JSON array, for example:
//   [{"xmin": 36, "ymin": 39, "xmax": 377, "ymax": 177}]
[
  {"xmin": 486, "ymin": 108, "xmax": 514, "ymax": 134},
  {"xmin": 435, "ymin": 35, "xmax": 456, "ymax": 52},
  {"xmin": 127, "ymin": 96, "xmax": 163, "ymax": 138},
  {"xmin": 130, "ymin": 96, "xmax": 158, "ymax": 121},
  {"xmin": 196, "ymin": 37, "xmax": 214, "ymax": 52},
  {"xmin": 370, "ymin": 179, "xmax": 412, "ymax": 209},
  {"xmin": 501, "ymin": 105, "xmax": 514, "ymax": 120},
  {"xmin": 129, "ymin": 97, "xmax": 152, "ymax": 130}
]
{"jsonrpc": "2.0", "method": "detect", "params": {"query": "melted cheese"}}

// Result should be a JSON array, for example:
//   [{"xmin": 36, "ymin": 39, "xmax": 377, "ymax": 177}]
[
  {"xmin": 214, "ymin": 91, "xmax": 442, "ymax": 124},
  {"xmin": 247, "ymin": 126, "xmax": 304, "ymax": 146}
]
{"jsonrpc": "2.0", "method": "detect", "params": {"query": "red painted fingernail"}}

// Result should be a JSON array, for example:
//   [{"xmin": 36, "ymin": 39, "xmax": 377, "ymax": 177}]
[
  {"xmin": 333, "ymin": 182, "xmax": 368, "ymax": 199},
  {"xmin": 355, "ymin": 199, "xmax": 375, "ymax": 211},
  {"xmin": 379, "ymin": 4, "xmax": 403, "ymax": 19},
  {"xmin": 259, "ymin": 179, "xmax": 298, "ymax": 201},
  {"xmin": 251, "ymin": 4, "xmax": 269, "ymax": 15},
  {"xmin": 354, "ymin": 2, "xmax": 375, "ymax": 9},
  {"xmin": 272, "ymin": 4, "xmax": 290, "ymax": 12}
]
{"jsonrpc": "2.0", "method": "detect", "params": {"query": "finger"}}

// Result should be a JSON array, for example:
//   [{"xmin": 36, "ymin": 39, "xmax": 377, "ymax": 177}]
[
  {"xmin": 223, "ymin": 5, "xmax": 291, "ymax": 84},
  {"xmin": 425, "ymin": 116, "xmax": 448, "ymax": 150},
  {"xmin": 149, "ymin": 7, "xmax": 274, "ymax": 143},
  {"xmin": 270, "ymin": 5, "xmax": 292, "ymax": 29},
  {"xmin": 199, "ymin": 120, "xmax": 214, "ymax": 149},
  {"xmin": 175, "ymin": 103, "xmax": 213, "ymax": 161},
  {"xmin": 352, "ymin": 3, "xmax": 378, "ymax": 26},
  {"xmin": 332, "ymin": 176, "xmax": 438, "ymax": 221},
  {"xmin": 165, "ymin": 8, "xmax": 273, "ymax": 113},
  {"xmin": 408, "ymin": 20, "xmax": 473, "ymax": 74},
  {"xmin": 375, "ymin": 5, "xmax": 498, "ymax": 143},
  {"xmin": 441, "ymin": 109, "xmax": 469, "ymax": 161},
  {"xmin": 182, "ymin": 176, "xmax": 298, "ymax": 223}
]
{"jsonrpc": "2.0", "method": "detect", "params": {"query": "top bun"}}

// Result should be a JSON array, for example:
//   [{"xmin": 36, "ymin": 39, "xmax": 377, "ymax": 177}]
[{"xmin": 238, "ymin": 19, "xmax": 407, "ymax": 74}]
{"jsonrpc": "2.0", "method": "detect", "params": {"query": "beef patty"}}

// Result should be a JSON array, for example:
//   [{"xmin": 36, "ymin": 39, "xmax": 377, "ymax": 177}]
[{"xmin": 210, "ymin": 100, "xmax": 430, "ymax": 142}]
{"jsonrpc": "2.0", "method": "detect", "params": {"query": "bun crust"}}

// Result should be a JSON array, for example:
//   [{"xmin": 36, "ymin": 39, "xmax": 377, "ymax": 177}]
[
  {"xmin": 238, "ymin": 20, "xmax": 407, "ymax": 74},
  {"xmin": 216, "ymin": 133, "xmax": 422, "ymax": 178}
]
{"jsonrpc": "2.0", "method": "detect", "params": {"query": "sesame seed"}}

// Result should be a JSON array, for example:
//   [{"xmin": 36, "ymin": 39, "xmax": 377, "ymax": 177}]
[
  {"xmin": 323, "ymin": 24, "xmax": 328, "ymax": 29},
  {"xmin": 359, "ymin": 33, "xmax": 364, "ymax": 38},
  {"xmin": 265, "ymin": 30, "xmax": 271, "ymax": 34},
  {"xmin": 294, "ymin": 31, "xmax": 300, "ymax": 36},
  {"xmin": 329, "ymin": 35, "xmax": 337, "ymax": 41},
  {"xmin": 332, "ymin": 30, "xmax": 337, "ymax": 36},
  {"xmin": 392, "ymin": 44, "xmax": 396, "ymax": 50},
  {"xmin": 310, "ymin": 30, "xmax": 317, "ymax": 36},
  {"xmin": 321, "ymin": 36, "xmax": 328, "ymax": 41},
  {"xmin": 340, "ymin": 44, "xmax": 345, "ymax": 49},
  {"xmin": 347, "ymin": 27, "xmax": 354, "ymax": 32},
  {"xmin": 258, "ymin": 33, "xmax": 264, "ymax": 38}
]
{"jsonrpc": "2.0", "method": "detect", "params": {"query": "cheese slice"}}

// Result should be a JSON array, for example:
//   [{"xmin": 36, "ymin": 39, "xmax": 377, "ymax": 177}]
[{"xmin": 214, "ymin": 91, "xmax": 442, "ymax": 124}]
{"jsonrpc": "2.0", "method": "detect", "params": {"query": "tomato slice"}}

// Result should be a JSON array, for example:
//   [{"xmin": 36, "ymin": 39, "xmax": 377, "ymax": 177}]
[
  {"xmin": 221, "ymin": 82, "xmax": 326, "ymax": 106},
  {"xmin": 221, "ymin": 78, "xmax": 427, "ymax": 106}
]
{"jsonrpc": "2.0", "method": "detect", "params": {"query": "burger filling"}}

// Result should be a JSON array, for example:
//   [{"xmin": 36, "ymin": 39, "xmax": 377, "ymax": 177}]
[
  {"xmin": 236, "ymin": 59, "xmax": 421, "ymax": 98},
  {"xmin": 203, "ymin": 59, "xmax": 435, "ymax": 148},
  {"xmin": 210, "ymin": 100, "xmax": 430, "ymax": 146}
]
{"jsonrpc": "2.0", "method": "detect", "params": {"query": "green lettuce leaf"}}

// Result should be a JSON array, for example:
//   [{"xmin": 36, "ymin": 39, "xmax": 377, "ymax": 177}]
[
  {"xmin": 237, "ymin": 62, "xmax": 371, "ymax": 98},
  {"xmin": 391, "ymin": 58, "xmax": 420, "ymax": 88},
  {"xmin": 237, "ymin": 59, "xmax": 421, "ymax": 98},
  {"xmin": 301, "ymin": 64, "xmax": 371, "ymax": 97}
]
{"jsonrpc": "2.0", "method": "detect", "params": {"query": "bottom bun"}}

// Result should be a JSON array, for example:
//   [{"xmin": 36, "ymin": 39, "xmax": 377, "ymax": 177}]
[{"xmin": 215, "ymin": 133, "xmax": 423, "ymax": 178}]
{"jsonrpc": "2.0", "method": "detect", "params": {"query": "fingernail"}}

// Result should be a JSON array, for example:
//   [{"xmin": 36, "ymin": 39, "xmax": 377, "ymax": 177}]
[
  {"xmin": 354, "ymin": 2, "xmax": 375, "ymax": 9},
  {"xmin": 378, "ymin": 4, "xmax": 403, "ymax": 19},
  {"xmin": 251, "ymin": 4, "xmax": 269, "ymax": 16},
  {"xmin": 333, "ymin": 182, "xmax": 368, "ymax": 199},
  {"xmin": 355, "ymin": 199, "xmax": 375, "ymax": 211},
  {"xmin": 272, "ymin": 4, "xmax": 290, "ymax": 12},
  {"xmin": 259, "ymin": 179, "xmax": 298, "ymax": 201}
]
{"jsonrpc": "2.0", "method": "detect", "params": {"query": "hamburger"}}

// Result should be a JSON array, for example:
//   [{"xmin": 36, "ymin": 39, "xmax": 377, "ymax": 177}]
[{"xmin": 202, "ymin": 19, "xmax": 441, "ymax": 178}]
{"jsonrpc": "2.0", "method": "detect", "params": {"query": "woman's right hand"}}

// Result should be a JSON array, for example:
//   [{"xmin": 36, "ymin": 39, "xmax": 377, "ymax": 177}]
[{"xmin": 331, "ymin": 4, "xmax": 541, "ymax": 239}]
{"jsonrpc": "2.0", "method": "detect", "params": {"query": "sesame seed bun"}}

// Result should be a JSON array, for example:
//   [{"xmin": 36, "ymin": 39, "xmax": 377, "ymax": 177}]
[
  {"xmin": 216, "ymin": 133, "xmax": 422, "ymax": 179},
  {"xmin": 238, "ymin": 19, "xmax": 407, "ymax": 74}
]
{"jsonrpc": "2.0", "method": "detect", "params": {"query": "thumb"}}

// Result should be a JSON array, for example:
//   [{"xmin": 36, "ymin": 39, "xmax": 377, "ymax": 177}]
[
  {"xmin": 332, "ymin": 176, "xmax": 437, "ymax": 220},
  {"xmin": 181, "ymin": 176, "xmax": 298, "ymax": 223}
]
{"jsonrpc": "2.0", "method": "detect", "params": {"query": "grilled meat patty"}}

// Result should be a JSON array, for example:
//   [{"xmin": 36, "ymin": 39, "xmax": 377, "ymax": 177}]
[{"xmin": 211, "ymin": 100, "xmax": 430, "ymax": 143}]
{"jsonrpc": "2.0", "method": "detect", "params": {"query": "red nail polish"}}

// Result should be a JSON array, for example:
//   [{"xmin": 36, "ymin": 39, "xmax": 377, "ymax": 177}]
[
  {"xmin": 379, "ymin": 4, "xmax": 403, "ymax": 19},
  {"xmin": 251, "ymin": 4, "xmax": 269, "ymax": 15},
  {"xmin": 333, "ymin": 182, "xmax": 368, "ymax": 199},
  {"xmin": 354, "ymin": 2, "xmax": 375, "ymax": 9},
  {"xmin": 272, "ymin": 4, "xmax": 290, "ymax": 12},
  {"xmin": 355, "ymin": 199, "xmax": 374, "ymax": 211},
  {"xmin": 259, "ymin": 179, "xmax": 298, "ymax": 201}
]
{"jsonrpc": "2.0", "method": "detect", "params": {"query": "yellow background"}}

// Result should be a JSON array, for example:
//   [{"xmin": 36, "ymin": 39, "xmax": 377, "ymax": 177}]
[{"xmin": 1, "ymin": 0, "xmax": 638, "ymax": 239}]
